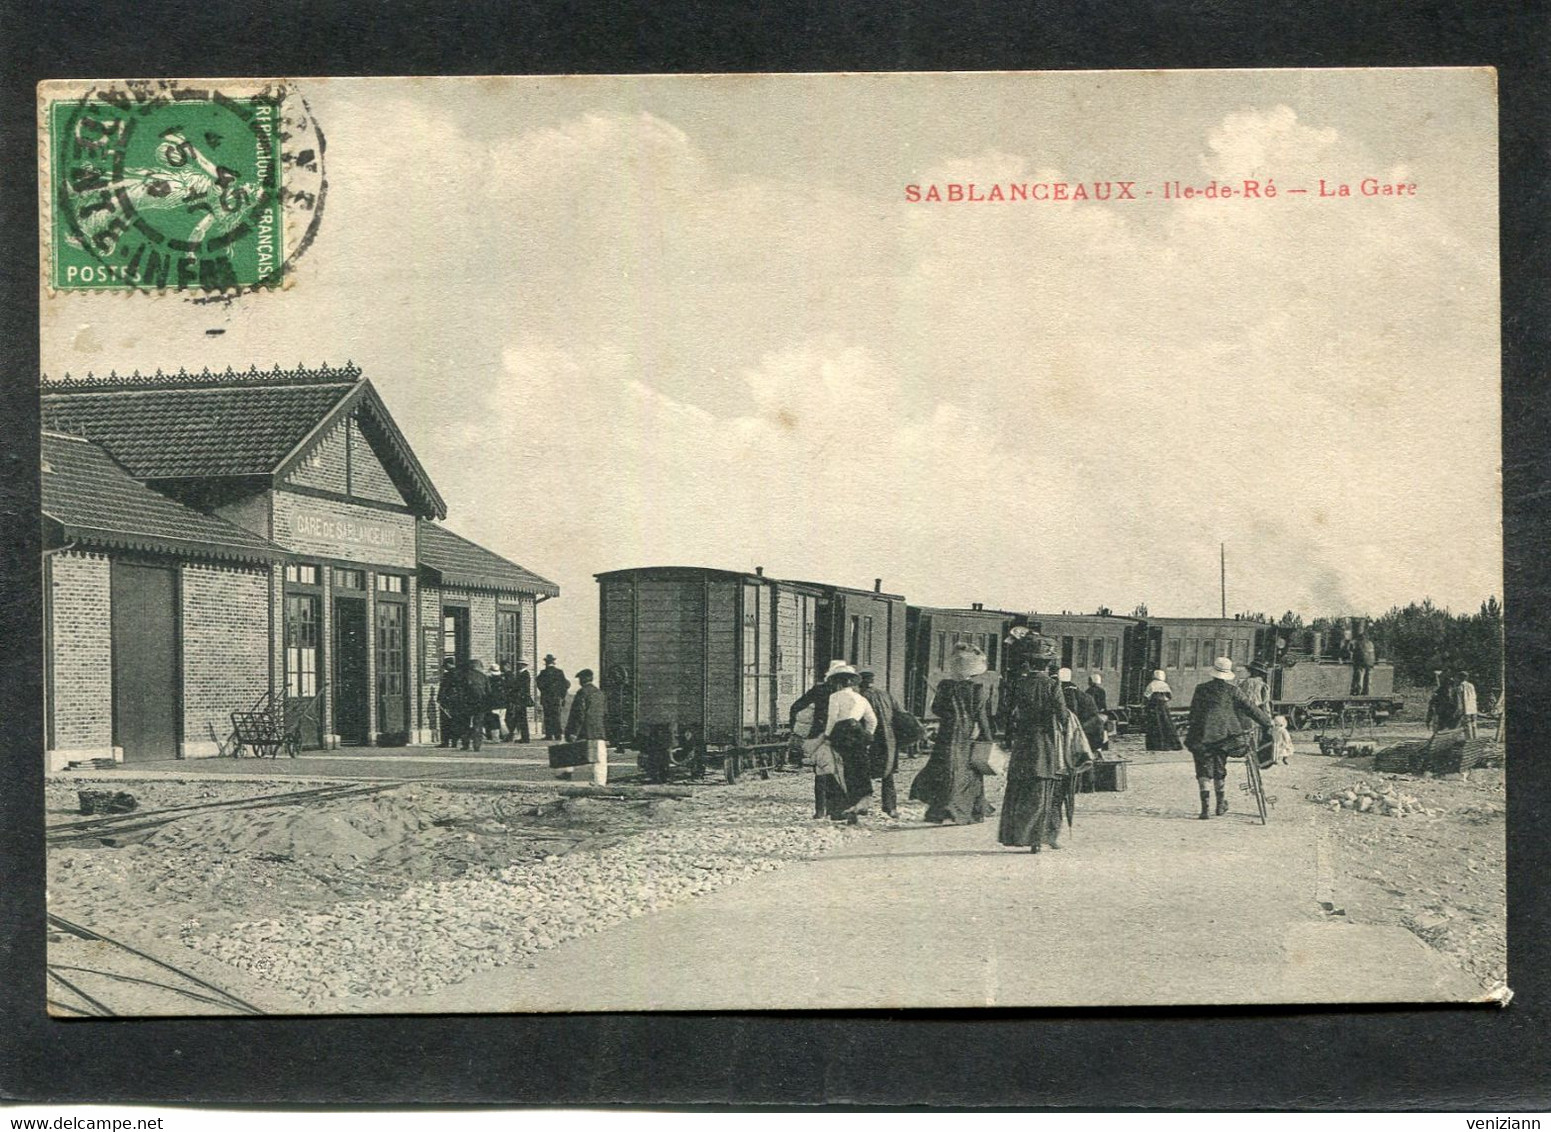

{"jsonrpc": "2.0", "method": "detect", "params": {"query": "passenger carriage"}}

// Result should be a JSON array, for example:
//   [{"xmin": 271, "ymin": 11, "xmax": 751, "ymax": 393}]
[{"xmin": 904, "ymin": 604, "xmax": 1014, "ymax": 719}]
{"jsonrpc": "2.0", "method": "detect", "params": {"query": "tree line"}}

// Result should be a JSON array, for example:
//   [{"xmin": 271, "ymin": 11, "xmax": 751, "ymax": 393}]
[{"xmin": 1280, "ymin": 599, "xmax": 1504, "ymax": 695}]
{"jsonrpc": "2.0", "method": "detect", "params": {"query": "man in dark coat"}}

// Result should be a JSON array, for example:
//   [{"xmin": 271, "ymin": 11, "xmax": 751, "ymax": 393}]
[
  {"xmin": 535, "ymin": 654, "xmax": 570, "ymax": 741},
  {"xmin": 1351, "ymin": 629, "xmax": 1376, "ymax": 696},
  {"xmin": 790, "ymin": 673, "xmax": 834, "ymax": 818},
  {"xmin": 504, "ymin": 660, "xmax": 534, "ymax": 743},
  {"xmin": 564, "ymin": 668, "xmax": 610, "ymax": 784},
  {"xmin": 857, "ymin": 668, "xmax": 902, "ymax": 819},
  {"xmin": 1186, "ymin": 656, "xmax": 1274, "ymax": 819},
  {"xmin": 437, "ymin": 656, "xmax": 464, "ymax": 748},
  {"xmin": 461, "ymin": 659, "xmax": 491, "ymax": 752}
]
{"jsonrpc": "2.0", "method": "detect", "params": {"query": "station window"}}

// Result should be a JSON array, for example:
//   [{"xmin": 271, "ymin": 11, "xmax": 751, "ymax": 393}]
[
  {"xmin": 1167, "ymin": 639, "xmax": 1181, "ymax": 668},
  {"xmin": 284, "ymin": 593, "xmax": 320, "ymax": 698},
  {"xmin": 284, "ymin": 563, "xmax": 318, "ymax": 586},
  {"xmin": 333, "ymin": 568, "xmax": 365, "ymax": 590},
  {"xmin": 376, "ymin": 573, "xmax": 405, "ymax": 594}
]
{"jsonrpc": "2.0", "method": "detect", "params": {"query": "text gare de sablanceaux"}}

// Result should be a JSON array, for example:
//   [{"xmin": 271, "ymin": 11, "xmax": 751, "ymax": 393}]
[{"xmin": 903, "ymin": 178, "xmax": 1418, "ymax": 202}]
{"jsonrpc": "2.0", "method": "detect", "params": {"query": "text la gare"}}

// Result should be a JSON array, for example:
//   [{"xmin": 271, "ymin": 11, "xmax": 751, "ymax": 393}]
[{"xmin": 1321, "ymin": 178, "xmax": 1417, "ymax": 197}]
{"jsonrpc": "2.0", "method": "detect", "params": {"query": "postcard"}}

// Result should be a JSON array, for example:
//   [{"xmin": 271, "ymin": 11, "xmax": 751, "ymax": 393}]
[{"xmin": 36, "ymin": 69, "xmax": 1503, "ymax": 1014}]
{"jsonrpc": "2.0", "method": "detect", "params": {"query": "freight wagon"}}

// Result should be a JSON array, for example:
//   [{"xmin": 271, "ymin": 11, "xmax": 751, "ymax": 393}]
[
  {"xmin": 904, "ymin": 604, "xmax": 1014, "ymax": 718},
  {"xmin": 596, "ymin": 567, "xmax": 908, "ymax": 782},
  {"xmin": 596, "ymin": 566, "xmax": 822, "ymax": 781}
]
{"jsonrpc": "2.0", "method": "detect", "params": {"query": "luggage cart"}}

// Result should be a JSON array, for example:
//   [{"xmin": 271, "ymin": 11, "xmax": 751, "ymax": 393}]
[{"xmin": 230, "ymin": 691, "xmax": 316, "ymax": 759}]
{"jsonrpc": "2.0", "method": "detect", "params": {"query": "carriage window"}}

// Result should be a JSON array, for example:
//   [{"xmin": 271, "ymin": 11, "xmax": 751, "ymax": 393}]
[
  {"xmin": 1061, "ymin": 636, "xmax": 1074, "ymax": 668},
  {"xmin": 1167, "ymin": 638, "xmax": 1181, "ymax": 668},
  {"xmin": 1091, "ymin": 638, "xmax": 1104, "ymax": 669},
  {"xmin": 936, "ymin": 632, "xmax": 947, "ymax": 669},
  {"xmin": 862, "ymin": 616, "xmax": 874, "ymax": 666},
  {"xmin": 987, "ymin": 634, "xmax": 999, "ymax": 670},
  {"xmin": 1109, "ymin": 638, "xmax": 1120, "ymax": 668},
  {"xmin": 1076, "ymin": 639, "xmax": 1088, "ymax": 668},
  {"xmin": 1185, "ymin": 639, "xmax": 1199, "ymax": 667}
]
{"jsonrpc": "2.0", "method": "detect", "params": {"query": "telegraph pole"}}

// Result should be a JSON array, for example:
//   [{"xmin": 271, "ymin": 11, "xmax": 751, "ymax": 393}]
[{"xmin": 1220, "ymin": 543, "xmax": 1227, "ymax": 619}]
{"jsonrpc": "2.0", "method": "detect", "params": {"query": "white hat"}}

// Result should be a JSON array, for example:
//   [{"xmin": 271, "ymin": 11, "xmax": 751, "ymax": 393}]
[
  {"xmin": 1088, "ymin": 673, "xmax": 1102, "ymax": 684},
  {"xmin": 1057, "ymin": 667, "xmax": 1073, "ymax": 683},
  {"xmin": 1153, "ymin": 669, "xmax": 1167, "ymax": 682},
  {"xmin": 950, "ymin": 646, "xmax": 988, "ymax": 678},
  {"xmin": 824, "ymin": 660, "xmax": 856, "ymax": 679},
  {"xmin": 1211, "ymin": 657, "xmax": 1237, "ymax": 680}
]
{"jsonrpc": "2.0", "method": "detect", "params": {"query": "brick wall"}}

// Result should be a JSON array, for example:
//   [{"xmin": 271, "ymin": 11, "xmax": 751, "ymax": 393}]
[
  {"xmin": 416, "ymin": 585, "xmax": 540, "ymax": 741},
  {"xmin": 215, "ymin": 490, "xmax": 272, "ymax": 540},
  {"xmin": 348, "ymin": 417, "xmax": 404, "ymax": 505},
  {"xmin": 181, "ymin": 562, "xmax": 272, "ymax": 756},
  {"xmin": 48, "ymin": 551, "xmax": 114, "ymax": 756},
  {"xmin": 271, "ymin": 490, "xmax": 416, "ymax": 568},
  {"xmin": 285, "ymin": 420, "xmax": 348, "ymax": 493}
]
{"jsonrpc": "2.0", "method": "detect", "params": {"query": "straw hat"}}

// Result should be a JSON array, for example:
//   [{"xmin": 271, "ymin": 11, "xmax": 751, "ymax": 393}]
[
  {"xmin": 824, "ymin": 660, "xmax": 857, "ymax": 679},
  {"xmin": 950, "ymin": 643, "xmax": 988, "ymax": 678},
  {"xmin": 1211, "ymin": 657, "xmax": 1237, "ymax": 680}
]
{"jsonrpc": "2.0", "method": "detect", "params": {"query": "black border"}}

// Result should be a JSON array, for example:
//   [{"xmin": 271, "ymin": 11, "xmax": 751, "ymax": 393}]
[{"xmin": 3, "ymin": 0, "xmax": 1548, "ymax": 1110}]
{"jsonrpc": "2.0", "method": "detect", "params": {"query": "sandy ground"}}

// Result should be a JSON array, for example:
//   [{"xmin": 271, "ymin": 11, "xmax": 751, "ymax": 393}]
[{"xmin": 43, "ymin": 719, "xmax": 1504, "ymax": 1014}]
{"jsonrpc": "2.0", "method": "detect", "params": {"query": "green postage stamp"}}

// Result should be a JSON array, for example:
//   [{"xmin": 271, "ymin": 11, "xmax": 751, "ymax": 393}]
[{"xmin": 41, "ymin": 79, "xmax": 325, "ymax": 293}]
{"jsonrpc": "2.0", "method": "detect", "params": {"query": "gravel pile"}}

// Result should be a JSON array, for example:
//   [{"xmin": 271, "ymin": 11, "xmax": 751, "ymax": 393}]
[
  {"xmin": 1309, "ymin": 780, "xmax": 1442, "ymax": 818},
  {"xmin": 190, "ymin": 813, "xmax": 867, "ymax": 1005}
]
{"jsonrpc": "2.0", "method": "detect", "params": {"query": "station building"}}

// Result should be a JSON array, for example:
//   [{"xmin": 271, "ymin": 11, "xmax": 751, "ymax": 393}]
[{"xmin": 41, "ymin": 363, "xmax": 558, "ymax": 770}]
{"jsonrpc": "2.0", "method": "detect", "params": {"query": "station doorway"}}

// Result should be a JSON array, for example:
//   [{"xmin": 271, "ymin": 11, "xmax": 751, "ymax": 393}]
[
  {"xmin": 332, "ymin": 595, "xmax": 370, "ymax": 745},
  {"xmin": 110, "ymin": 562, "xmax": 179, "ymax": 762}
]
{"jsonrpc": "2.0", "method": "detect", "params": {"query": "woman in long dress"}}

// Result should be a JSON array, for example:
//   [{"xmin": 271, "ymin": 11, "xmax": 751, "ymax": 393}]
[
  {"xmin": 819, "ymin": 666, "xmax": 878, "ymax": 822},
  {"xmin": 909, "ymin": 643, "xmax": 993, "ymax": 824},
  {"xmin": 1143, "ymin": 669, "xmax": 1183, "ymax": 751},
  {"xmin": 998, "ymin": 636, "xmax": 1093, "ymax": 852}
]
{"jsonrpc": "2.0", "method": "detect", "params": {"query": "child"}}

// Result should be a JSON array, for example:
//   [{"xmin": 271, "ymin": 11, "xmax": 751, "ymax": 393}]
[{"xmin": 1271, "ymin": 714, "xmax": 1295, "ymax": 764}]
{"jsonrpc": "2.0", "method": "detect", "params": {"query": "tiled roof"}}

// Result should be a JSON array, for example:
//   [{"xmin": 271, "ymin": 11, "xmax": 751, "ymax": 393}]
[
  {"xmin": 40, "ymin": 363, "xmax": 447, "ymax": 518},
  {"xmin": 42, "ymin": 365, "xmax": 359, "ymax": 478},
  {"xmin": 418, "ymin": 522, "xmax": 559, "ymax": 597},
  {"xmin": 42, "ymin": 431, "xmax": 286, "ymax": 563}
]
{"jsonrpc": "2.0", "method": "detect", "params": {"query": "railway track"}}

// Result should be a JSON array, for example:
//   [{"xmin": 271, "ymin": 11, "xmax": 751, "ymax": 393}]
[{"xmin": 47, "ymin": 912, "xmax": 266, "ymax": 1016}]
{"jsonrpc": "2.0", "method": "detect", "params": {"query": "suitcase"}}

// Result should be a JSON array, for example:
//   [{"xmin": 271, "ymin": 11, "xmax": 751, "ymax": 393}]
[
  {"xmin": 1080, "ymin": 760, "xmax": 1129, "ymax": 792},
  {"xmin": 548, "ymin": 740, "xmax": 596, "ymax": 768}
]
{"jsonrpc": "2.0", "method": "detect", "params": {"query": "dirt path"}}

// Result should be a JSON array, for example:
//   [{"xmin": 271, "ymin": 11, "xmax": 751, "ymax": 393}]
[{"xmin": 385, "ymin": 757, "xmax": 1481, "ymax": 1013}]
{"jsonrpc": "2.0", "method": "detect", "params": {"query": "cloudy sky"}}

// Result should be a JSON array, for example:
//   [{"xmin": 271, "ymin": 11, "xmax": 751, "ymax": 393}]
[{"xmin": 41, "ymin": 70, "xmax": 1501, "ymax": 667}]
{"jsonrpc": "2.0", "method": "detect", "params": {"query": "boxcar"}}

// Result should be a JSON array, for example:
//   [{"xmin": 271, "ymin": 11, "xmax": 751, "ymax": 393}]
[
  {"xmin": 780, "ymin": 578, "xmax": 909, "ymax": 706},
  {"xmin": 596, "ymin": 567, "xmax": 821, "ymax": 761},
  {"xmin": 904, "ymin": 604, "xmax": 1013, "ymax": 717}
]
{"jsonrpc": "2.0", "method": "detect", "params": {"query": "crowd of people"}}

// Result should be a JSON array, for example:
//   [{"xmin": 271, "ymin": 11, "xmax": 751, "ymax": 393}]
[
  {"xmin": 432, "ymin": 652, "xmax": 598, "ymax": 748},
  {"xmin": 785, "ymin": 627, "xmax": 1304, "ymax": 849}
]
